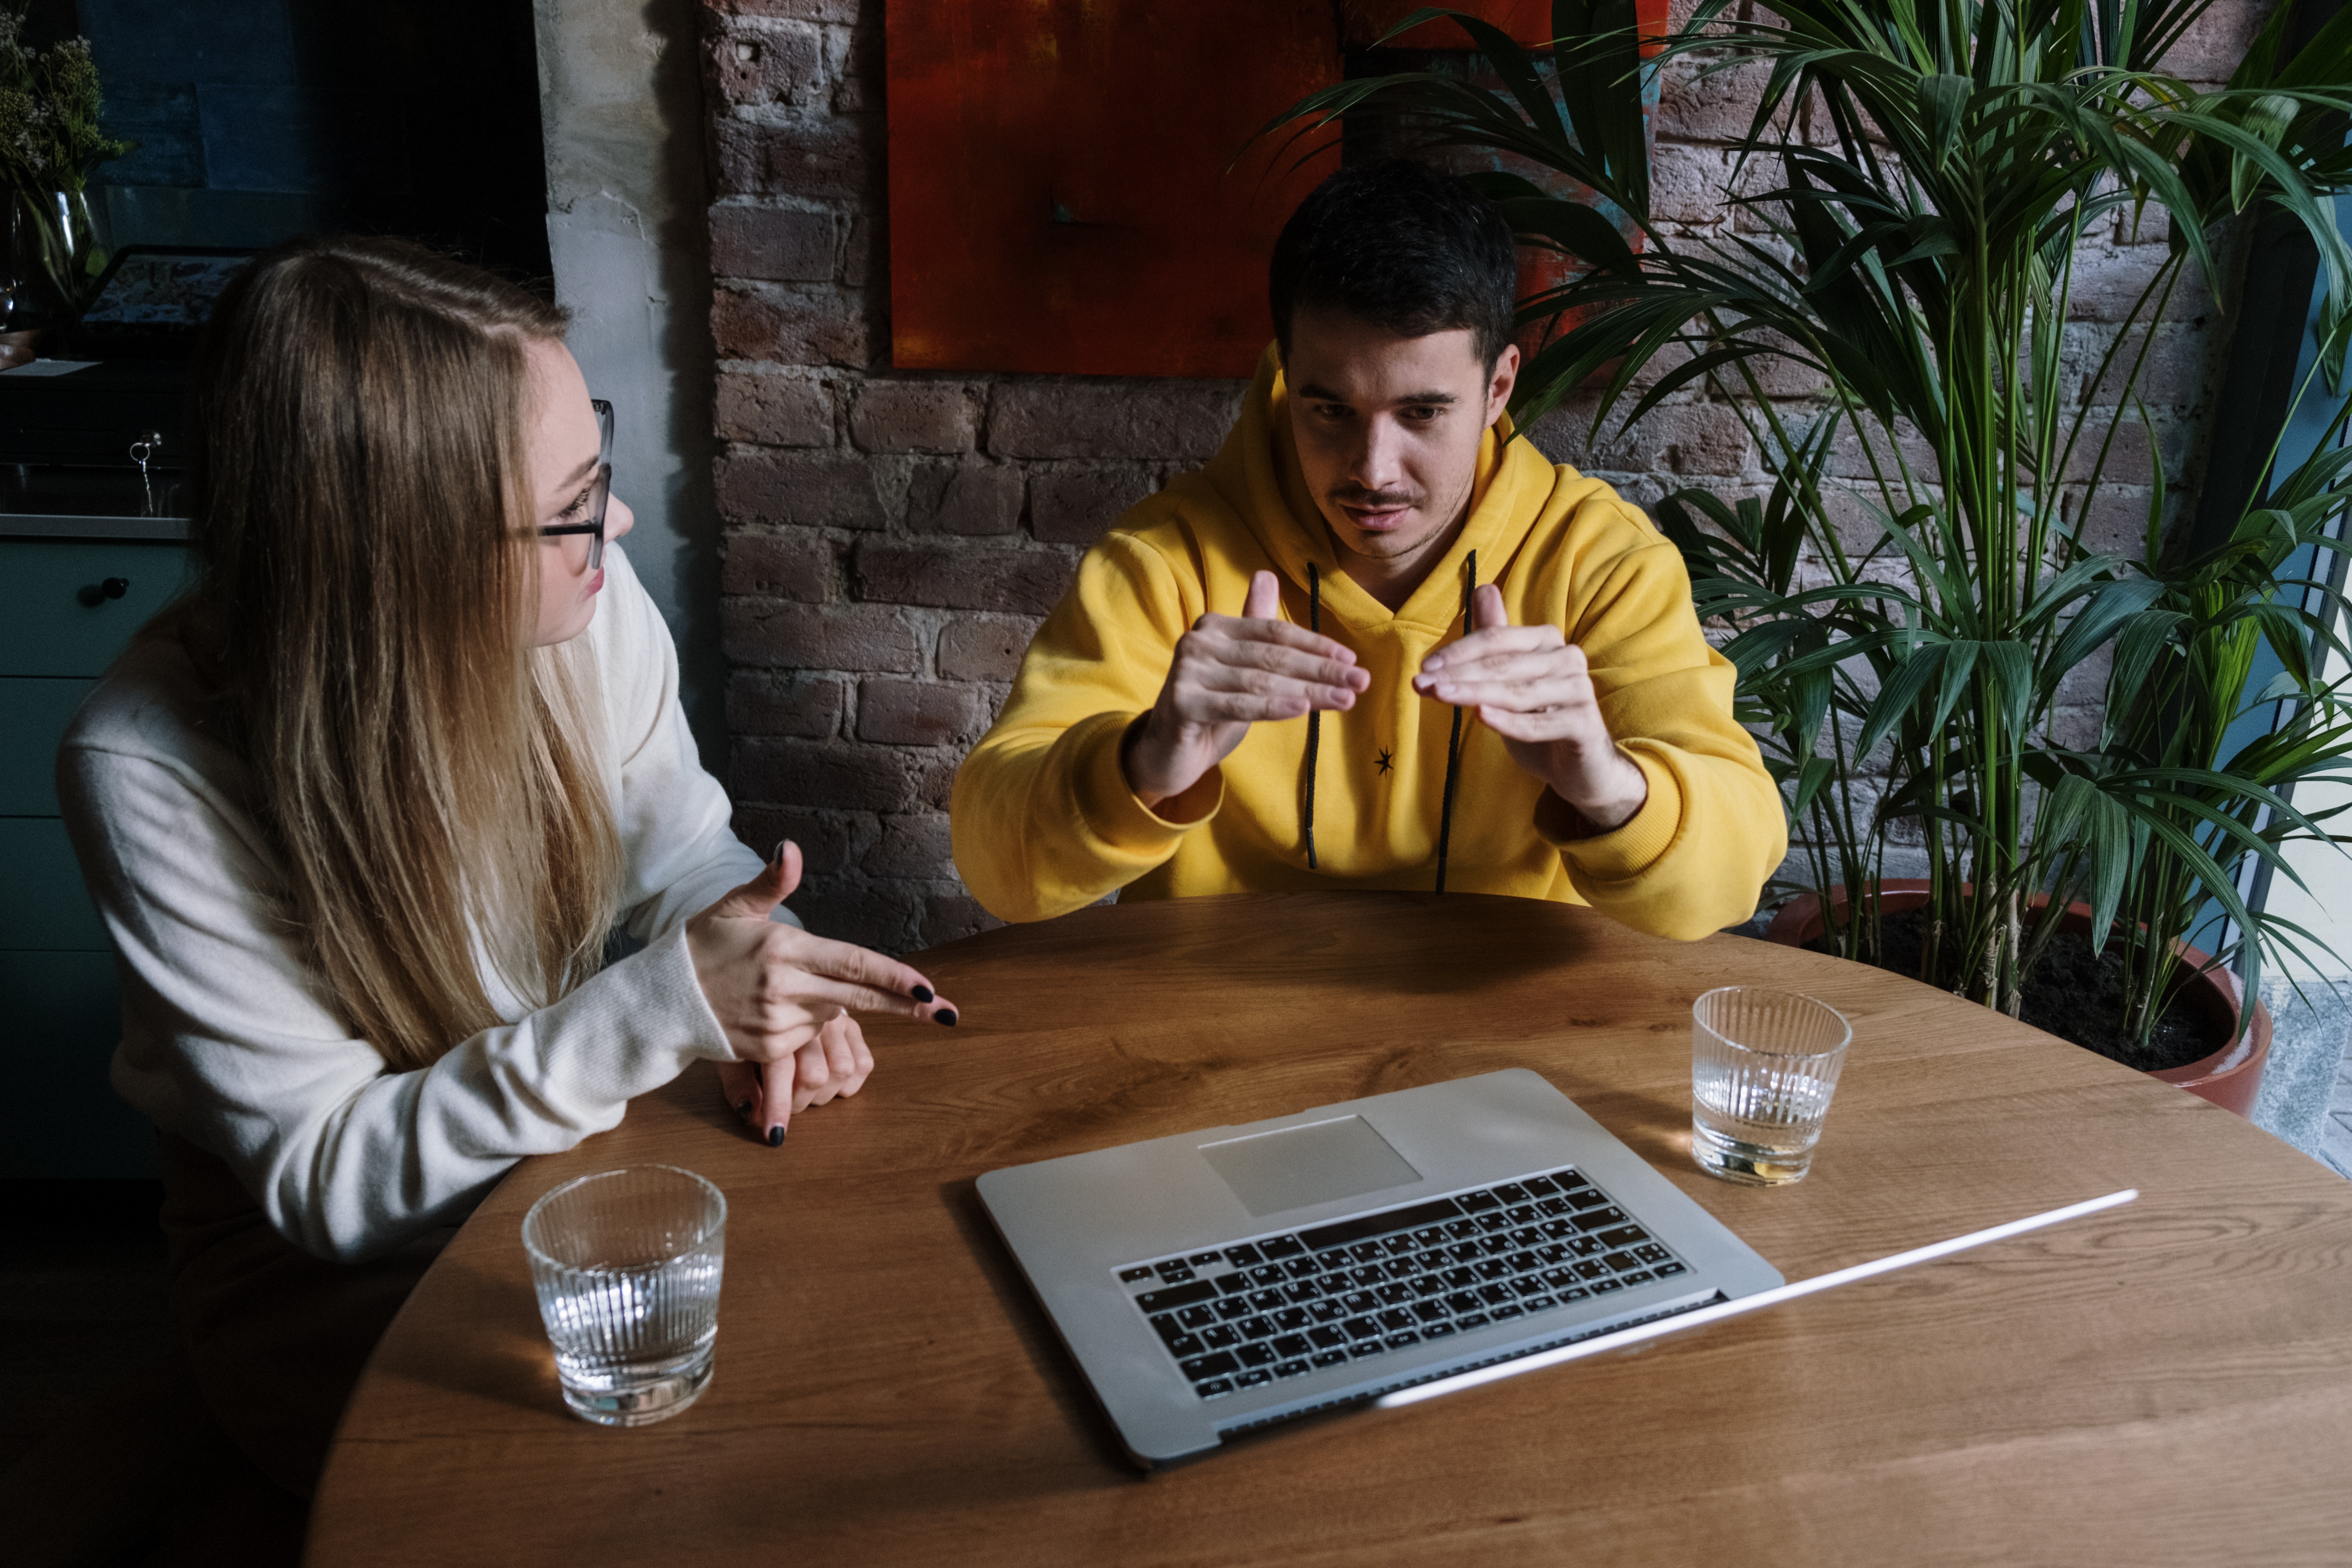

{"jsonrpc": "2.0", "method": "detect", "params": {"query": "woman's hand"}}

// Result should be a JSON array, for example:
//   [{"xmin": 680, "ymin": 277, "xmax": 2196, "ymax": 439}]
[
  {"xmin": 687, "ymin": 840, "xmax": 957, "ymax": 1145},
  {"xmin": 716, "ymin": 1014, "xmax": 873, "ymax": 1147}
]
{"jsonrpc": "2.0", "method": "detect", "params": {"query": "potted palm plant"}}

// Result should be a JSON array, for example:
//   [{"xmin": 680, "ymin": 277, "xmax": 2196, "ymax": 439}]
[{"xmin": 1267, "ymin": 0, "xmax": 2352, "ymax": 1107}]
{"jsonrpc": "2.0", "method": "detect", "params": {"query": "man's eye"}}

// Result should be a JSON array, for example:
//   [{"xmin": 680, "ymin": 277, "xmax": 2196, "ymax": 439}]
[
  {"xmin": 1315, "ymin": 404, "xmax": 1351, "ymax": 420},
  {"xmin": 1404, "ymin": 406, "xmax": 1441, "ymax": 423}
]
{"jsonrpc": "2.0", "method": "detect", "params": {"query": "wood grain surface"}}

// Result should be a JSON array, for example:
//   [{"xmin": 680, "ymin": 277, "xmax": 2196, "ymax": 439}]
[{"xmin": 305, "ymin": 893, "xmax": 2352, "ymax": 1567}]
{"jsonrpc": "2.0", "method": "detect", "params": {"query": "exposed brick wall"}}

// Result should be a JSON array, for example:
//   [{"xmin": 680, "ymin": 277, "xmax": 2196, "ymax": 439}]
[{"xmin": 701, "ymin": 0, "xmax": 2269, "ymax": 950}]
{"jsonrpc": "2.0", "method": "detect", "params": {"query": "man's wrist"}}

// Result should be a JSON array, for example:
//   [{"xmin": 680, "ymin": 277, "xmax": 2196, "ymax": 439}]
[
  {"xmin": 1118, "ymin": 713, "xmax": 1168, "ymax": 807},
  {"xmin": 1547, "ymin": 747, "xmax": 1648, "ymax": 833}
]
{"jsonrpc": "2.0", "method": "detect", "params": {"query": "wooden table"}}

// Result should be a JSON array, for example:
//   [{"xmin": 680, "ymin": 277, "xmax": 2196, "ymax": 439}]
[{"xmin": 307, "ymin": 893, "xmax": 2352, "ymax": 1566}]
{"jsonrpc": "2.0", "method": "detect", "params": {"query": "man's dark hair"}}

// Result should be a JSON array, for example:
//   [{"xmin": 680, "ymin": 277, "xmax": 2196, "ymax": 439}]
[{"xmin": 1269, "ymin": 159, "xmax": 1519, "ymax": 369}]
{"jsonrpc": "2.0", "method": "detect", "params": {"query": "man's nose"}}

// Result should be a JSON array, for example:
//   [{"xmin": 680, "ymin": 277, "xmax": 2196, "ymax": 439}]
[{"xmin": 1353, "ymin": 415, "xmax": 1409, "ymax": 495}]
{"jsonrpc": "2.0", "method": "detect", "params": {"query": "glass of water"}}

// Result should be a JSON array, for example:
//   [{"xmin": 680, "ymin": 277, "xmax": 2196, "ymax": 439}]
[
  {"xmin": 1690, "ymin": 986, "xmax": 1853, "ymax": 1186},
  {"xmin": 522, "ymin": 1165, "xmax": 727, "ymax": 1426}
]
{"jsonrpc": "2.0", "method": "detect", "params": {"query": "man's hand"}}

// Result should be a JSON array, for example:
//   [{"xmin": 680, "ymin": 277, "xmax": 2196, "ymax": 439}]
[
  {"xmin": 1412, "ymin": 583, "xmax": 1649, "ymax": 831},
  {"xmin": 1121, "ymin": 569, "xmax": 1369, "ymax": 810}
]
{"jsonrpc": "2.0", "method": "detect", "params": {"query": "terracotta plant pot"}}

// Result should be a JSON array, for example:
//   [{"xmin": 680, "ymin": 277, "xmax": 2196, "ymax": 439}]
[{"xmin": 1764, "ymin": 880, "xmax": 2270, "ymax": 1118}]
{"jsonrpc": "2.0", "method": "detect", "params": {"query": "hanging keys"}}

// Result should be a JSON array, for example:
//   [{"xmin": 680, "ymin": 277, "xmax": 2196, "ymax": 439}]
[{"xmin": 129, "ymin": 429, "xmax": 162, "ymax": 517}]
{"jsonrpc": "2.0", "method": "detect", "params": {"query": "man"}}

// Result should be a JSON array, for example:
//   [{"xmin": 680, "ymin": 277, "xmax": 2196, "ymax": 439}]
[{"xmin": 950, "ymin": 159, "xmax": 1782, "ymax": 939}]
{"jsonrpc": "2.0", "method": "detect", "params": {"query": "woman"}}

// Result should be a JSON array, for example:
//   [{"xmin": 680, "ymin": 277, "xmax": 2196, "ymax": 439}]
[{"xmin": 57, "ymin": 236, "xmax": 956, "ymax": 1498}]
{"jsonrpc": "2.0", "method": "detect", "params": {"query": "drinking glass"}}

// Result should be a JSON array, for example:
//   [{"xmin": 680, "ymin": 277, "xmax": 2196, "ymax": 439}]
[
  {"xmin": 522, "ymin": 1165, "xmax": 727, "ymax": 1426},
  {"xmin": 1690, "ymin": 986, "xmax": 1853, "ymax": 1186}
]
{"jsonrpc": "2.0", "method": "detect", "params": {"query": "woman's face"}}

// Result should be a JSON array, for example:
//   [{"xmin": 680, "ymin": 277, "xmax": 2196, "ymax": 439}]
[{"xmin": 526, "ymin": 337, "xmax": 635, "ymax": 646}]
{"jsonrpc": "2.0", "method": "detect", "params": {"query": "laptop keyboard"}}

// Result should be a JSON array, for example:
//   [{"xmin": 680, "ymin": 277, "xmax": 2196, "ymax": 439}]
[{"xmin": 1116, "ymin": 1168, "xmax": 1689, "ymax": 1402}]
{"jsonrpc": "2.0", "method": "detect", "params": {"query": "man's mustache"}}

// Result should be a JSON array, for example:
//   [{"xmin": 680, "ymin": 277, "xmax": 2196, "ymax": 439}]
[{"xmin": 1329, "ymin": 488, "xmax": 1424, "ymax": 510}]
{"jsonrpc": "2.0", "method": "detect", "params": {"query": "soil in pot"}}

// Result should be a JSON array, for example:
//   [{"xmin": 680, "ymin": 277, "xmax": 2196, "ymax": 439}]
[{"xmin": 1806, "ymin": 907, "xmax": 2223, "ymax": 1073}]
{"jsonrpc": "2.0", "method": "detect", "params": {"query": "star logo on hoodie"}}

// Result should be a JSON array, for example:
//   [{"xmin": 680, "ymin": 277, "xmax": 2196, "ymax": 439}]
[{"xmin": 1374, "ymin": 747, "xmax": 1393, "ymax": 775}]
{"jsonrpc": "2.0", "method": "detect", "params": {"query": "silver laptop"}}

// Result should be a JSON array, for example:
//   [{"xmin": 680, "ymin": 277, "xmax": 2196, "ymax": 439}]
[{"xmin": 977, "ymin": 1067, "xmax": 1782, "ymax": 1467}]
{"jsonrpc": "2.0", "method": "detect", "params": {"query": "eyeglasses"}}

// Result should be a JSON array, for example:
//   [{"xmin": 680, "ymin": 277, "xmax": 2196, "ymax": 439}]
[{"xmin": 537, "ymin": 398, "xmax": 614, "ymax": 571}]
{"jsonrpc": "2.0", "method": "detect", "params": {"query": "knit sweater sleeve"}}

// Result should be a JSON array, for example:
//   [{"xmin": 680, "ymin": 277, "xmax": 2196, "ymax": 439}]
[
  {"xmin": 1540, "ymin": 520, "xmax": 1787, "ymax": 939},
  {"xmin": 949, "ymin": 532, "xmax": 1219, "ymax": 923},
  {"xmin": 57, "ymin": 554, "xmax": 753, "ymax": 1264}
]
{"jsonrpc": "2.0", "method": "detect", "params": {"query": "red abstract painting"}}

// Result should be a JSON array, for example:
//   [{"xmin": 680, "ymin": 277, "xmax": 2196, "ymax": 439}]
[
  {"xmin": 886, "ymin": 0, "xmax": 1341, "ymax": 378},
  {"xmin": 885, "ymin": 1, "xmax": 1668, "ymax": 378}
]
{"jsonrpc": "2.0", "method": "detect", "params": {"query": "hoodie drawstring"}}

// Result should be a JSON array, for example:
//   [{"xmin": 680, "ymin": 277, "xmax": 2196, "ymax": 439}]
[
  {"xmin": 1434, "ymin": 550, "xmax": 1476, "ymax": 895},
  {"xmin": 1303, "ymin": 562, "xmax": 1321, "ymax": 870}
]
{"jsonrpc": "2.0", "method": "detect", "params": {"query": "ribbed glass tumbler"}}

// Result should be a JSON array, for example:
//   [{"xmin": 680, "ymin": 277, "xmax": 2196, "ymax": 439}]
[
  {"xmin": 1690, "ymin": 986, "xmax": 1853, "ymax": 1187},
  {"xmin": 522, "ymin": 1165, "xmax": 727, "ymax": 1426}
]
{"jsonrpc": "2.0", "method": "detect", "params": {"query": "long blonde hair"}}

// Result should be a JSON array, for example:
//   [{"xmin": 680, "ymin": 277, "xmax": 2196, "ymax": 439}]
[{"xmin": 188, "ymin": 237, "xmax": 623, "ymax": 1072}]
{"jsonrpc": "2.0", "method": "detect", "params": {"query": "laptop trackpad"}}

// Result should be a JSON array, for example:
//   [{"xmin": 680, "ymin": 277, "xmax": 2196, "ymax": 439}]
[{"xmin": 1197, "ymin": 1116, "xmax": 1424, "ymax": 1217}]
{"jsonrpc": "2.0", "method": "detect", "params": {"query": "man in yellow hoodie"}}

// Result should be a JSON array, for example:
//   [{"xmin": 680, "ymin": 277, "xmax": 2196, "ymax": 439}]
[{"xmin": 951, "ymin": 160, "xmax": 1784, "ymax": 939}]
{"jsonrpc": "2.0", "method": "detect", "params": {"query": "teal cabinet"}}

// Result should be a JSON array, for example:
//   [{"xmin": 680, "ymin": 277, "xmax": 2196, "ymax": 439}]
[
  {"xmin": 2, "ymin": 525, "xmax": 190, "ymax": 1177},
  {"xmin": 0, "ymin": 949, "xmax": 155, "ymax": 1178}
]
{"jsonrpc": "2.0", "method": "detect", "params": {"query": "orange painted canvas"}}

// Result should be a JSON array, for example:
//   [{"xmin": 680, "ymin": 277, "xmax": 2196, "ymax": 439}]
[
  {"xmin": 886, "ymin": 0, "xmax": 1341, "ymax": 377},
  {"xmin": 1341, "ymin": 0, "xmax": 1669, "ymax": 53},
  {"xmin": 885, "ymin": 0, "xmax": 1666, "ymax": 377}
]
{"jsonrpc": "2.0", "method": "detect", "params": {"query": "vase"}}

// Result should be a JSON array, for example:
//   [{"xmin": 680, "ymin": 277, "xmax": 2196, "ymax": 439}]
[
  {"xmin": 1763, "ymin": 881, "xmax": 2271, "ymax": 1118},
  {"xmin": 2, "ymin": 186, "xmax": 106, "ymax": 332}
]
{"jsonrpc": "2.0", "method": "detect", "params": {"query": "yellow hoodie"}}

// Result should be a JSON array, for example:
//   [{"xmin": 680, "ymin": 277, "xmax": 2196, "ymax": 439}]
[{"xmin": 950, "ymin": 350, "xmax": 1785, "ymax": 939}]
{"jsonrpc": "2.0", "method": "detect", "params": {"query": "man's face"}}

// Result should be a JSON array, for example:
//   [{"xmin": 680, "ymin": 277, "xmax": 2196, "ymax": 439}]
[{"xmin": 1285, "ymin": 304, "xmax": 1518, "ymax": 583}]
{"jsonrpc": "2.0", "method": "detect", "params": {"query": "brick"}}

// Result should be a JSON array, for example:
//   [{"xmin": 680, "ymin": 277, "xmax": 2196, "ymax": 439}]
[
  {"xmin": 866, "ymin": 813, "xmax": 953, "ymax": 878},
  {"xmin": 704, "ymin": 0, "xmax": 858, "ymax": 21},
  {"xmin": 2075, "ymin": 484, "xmax": 2192, "ymax": 560},
  {"xmin": 1649, "ymin": 143, "xmax": 1733, "ymax": 230},
  {"xmin": 1657, "ymin": 55, "xmax": 1771, "ymax": 143},
  {"xmin": 920, "ymin": 893, "xmax": 1001, "ymax": 949},
  {"xmin": 712, "ymin": 115, "xmax": 874, "ymax": 201},
  {"xmin": 2158, "ymin": 0, "xmax": 2270, "ymax": 82},
  {"xmin": 721, "ymin": 529, "xmax": 833, "ymax": 601},
  {"xmin": 1825, "ymin": 417, "xmax": 1937, "ymax": 484},
  {"xmin": 789, "ymin": 879, "xmax": 919, "ymax": 951},
  {"xmin": 2055, "ymin": 641, "xmax": 2115, "ymax": 707},
  {"xmin": 986, "ymin": 380, "xmax": 1242, "ymax": 460},
  {"xmin": 710, "ymin": 285, "xmax": 868, "ymax": 366},
  {"xmin": 1556, "ymin": 400, "xmax": 1750, "ymax": 476},
  {"xmin": 1030, "ymin": 463, "xmax": 1156, "ymax": 544},
  {"xmin": 905, "ymin": 462, "xmax": 1024, "ymax": 536},
  {"xmin": 732, "ymin": 737, "xmax": 925, "ymax": 811},
  {"xmin": 706, "ymin": 20, "xmax": 822, "ymax": 107},
  {"xmin": 2065, "ymin": 244, "xmax": 2212, "ymax": 323},
  {"xmin": 851, "ymin": 381, "xmax": 980, "ymax": 453},
  {"xmin": 716, "ymin": 370, "xmax": 833, "ymax": 446},
  {"xmin": 858, "ymin": 678, "xmax": 985, "ymax": 745},
  {"xmin": 723, "ymin": 600, "xmax": 921, "ymax": 671},
  {"xmin": 717, "ymin": 451, "xmax": 887, "ymax": 529},
  {"xmin": 709, "ymin": 204, "xmax": 836, "ymax": 282},
  {"xmin": 840, "ymin": 211, "xmax": 878, "ymax": 286},
  {"xmin": 855, "ymin": 539, "xmax": 1076, "ymax": 614},
  {"xmin": 2059, "ymin": 416, "xmax": 2188, "ymax": 486},
  {"xmin": 2070, "ymin": 322, "xmax": 2214, "ymax": 407},
  {"xmin": 726, "ymin": 671, "xmax": 844, "ymax": 737},
  {"xmin": 729, "ymin": 804, "xmax": 862, "ymax": 876},
  {"xmin": 913, "ymin": 747, "xmax": 962, "ymax": 811},
  {"xmin": 937, "ymin": 614, "xmax": 1039, "ymax": 680},
  {"xmin": 828, "ymin": 20, "xmax": 882, "ymax": 115}
]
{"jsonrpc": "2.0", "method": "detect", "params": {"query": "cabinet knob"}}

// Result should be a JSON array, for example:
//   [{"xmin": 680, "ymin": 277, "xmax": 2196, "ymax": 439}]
[{"xmin": 78, "ymin": 577, "xmax": 130, "ymax": 608}]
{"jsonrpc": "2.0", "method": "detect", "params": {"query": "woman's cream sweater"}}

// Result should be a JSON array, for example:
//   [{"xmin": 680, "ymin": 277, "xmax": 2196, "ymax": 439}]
[{"xmin": 58, "ymin": 546, "xmax": 776, "ymax": 1262}]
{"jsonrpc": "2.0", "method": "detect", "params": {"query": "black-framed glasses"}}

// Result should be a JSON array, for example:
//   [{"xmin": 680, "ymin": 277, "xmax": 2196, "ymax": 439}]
[{"xmin": 538, "ymin": 398, "xmax": 614, "ymax": 570}]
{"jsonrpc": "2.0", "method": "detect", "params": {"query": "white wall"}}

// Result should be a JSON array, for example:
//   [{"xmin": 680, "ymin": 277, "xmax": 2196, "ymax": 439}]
[{"xmin": 533, "ymin": 0, "xmax": 724, "ymax": 768}]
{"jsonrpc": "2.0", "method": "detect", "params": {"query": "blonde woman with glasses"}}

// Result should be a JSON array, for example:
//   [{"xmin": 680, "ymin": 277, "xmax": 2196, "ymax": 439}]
[{"xmin": 57, "ymin": 236, "xmax": 957, "ymax": 1502}]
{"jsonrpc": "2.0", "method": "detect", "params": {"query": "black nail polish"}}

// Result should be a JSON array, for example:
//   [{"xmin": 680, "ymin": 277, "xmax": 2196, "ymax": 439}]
[
  {"xmin": 766, "ymin": 1124, "xmax": 785, "ymax": 1147},
  {"xmin": 935, "ymin": 1008, "xmax": 958, "ymax": 1027},
  {"xmin": 911, "ymin": 984, "xmax": 934, "ymax": 1003},
  {"xmin": 736, "ymin": 1099, "xmax": 752, "ymax": 1117}
]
